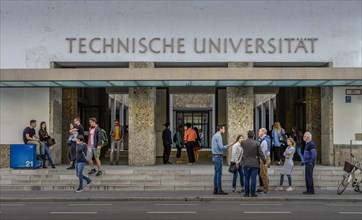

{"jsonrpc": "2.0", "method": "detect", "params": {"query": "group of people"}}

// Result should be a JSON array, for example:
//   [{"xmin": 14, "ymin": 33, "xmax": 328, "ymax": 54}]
[
  {"xmin": 211, "ymin": 124, "xmax": 317, "ymax": 196},
  {"xmin": 162, "ymin": 122, "xmax": 202, "ymax": 165},
  {"xmin": 22, "ymin": 120, "xmax": 56, "ymax": 169}
]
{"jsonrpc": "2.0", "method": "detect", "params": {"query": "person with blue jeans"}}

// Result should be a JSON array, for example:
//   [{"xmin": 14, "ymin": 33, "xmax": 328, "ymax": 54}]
[
  {"xmin": 211, "ymin": 125, "xmax": 234, "ymax": 195},
  {"xmin": 292, "ymin": 127, "xmax": 305, "ymax": 165},
  {"xmin": 302, "ymin": 132, "xmax": 317, "ymax": 195},
  {"xmin": 241, "ymin": 131, "xmax": 266, "ymax": 197},
  {"xmin": 75, "ymin": 135, "xmax": 92, "ymax": 193},
  {"xmin": 38, "ymin": 121, "xmax": 55, "ymax": 169},
  {"xmin": 231, "ymin": 134, "xmax": 244, "ymax": 193}
]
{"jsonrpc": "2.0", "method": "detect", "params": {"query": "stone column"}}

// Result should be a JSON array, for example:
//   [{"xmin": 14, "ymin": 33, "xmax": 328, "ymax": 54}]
[
  {"xmin": 226, "ymin": 87, "xmax": 254, "ymax": 163},
  {"xmin": 61, "ymin": 88, "xmax": 78, "ymax": 163},
  {"xmin": 306, "ymin": 87, "xmax": 322, "ymax": 162},
  {"xmin": 321, "ymin": 87, "xmax": 334, "ymax": 165},
  {"xmin": 49, "ymin": 88, "xmax": 62, "ymax": 165},
  {"xmin": 128, "ymin": 87, "xmax": 156, "ymax": 166},
  {"xmin": 128, "ymin": 62, "xmax": 156, "ymax": 166}
]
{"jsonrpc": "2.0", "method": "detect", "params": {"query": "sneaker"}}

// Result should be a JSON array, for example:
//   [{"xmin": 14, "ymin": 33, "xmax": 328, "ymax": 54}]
[
  {"xmin": 256, "ymin": 189, "xmax": 263, "ymax": 193},
  {"xmin": 286, "ymin": 187, "xmax": 294, "ymax": 191},
  {"xmin": 239, "ymin": 187, "xmax": 245, "ymax": 192},
  {"xmin": 85, "ymin": 180, "xmax": 92, "ymax": 187},
  {"xmin": 275, "ymin": 186, "xmax": 283, "ymax": 191},
  {"xmin": 259, "ymin": 191, "xmax": 269, "ymax": 196},
  {"xmin": 250, "ymin": 194, "xmax": 258, "ymax": 197},
  {"xmin": 232, "ymin": 188, "xmax": 236, "ymax": 192},
  {"xmin": 67, "ymin": 165, "xmax": 75, "ymax": 170},
  {"xmin": 96, "ymin": 171, "xmax": 103, "ymax": 176},
  {"xmin": 110, "ymin": 161, "xmax": 113, "ymax": 166},
  {"xmin": 88, "ymin": 168, "xmax": 96, "ymax": 175},
  {"xmin": 243, "ymin": 193, "xmax": 250, "ymax": 197},
  {"xmin": 75, "ymin": 188, "xmax": 83, "ymax": 193}
]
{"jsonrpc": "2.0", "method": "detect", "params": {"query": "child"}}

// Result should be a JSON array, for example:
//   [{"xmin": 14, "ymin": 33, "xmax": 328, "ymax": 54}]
[
  {"xmin": 75, "ymin": 135, "xmax": 92, "ymax": 193},
  {"xmin": 275, "ymin": 137, "xmax": 295, "ymax": 191}
]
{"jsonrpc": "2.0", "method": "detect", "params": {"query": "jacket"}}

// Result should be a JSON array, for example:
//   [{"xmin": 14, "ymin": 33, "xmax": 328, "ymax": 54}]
[
  {"xmin": 241, "ymin": 138, "xmax": 266, "ymax": 168},
  {"xmin": 110, "ymin": 125, "xmax": 124, "ymax": 141},
  {"xmin": 162, "ymin": 128, "xmax": 172, "ymax": 145},
  {"xmin": 88, "ymin": 126, "xmax": 102, "ymax": 147},
  {"xmin": 304, "ymin": 141, "xmax": 317, "ymax": 164},
  {"xmin": 231, "ymin": 142, "xmax": 243, "ymax": 164},
  {"xmin": 76, "ymin": 142, "xmax": 88, "ymax": 163}
]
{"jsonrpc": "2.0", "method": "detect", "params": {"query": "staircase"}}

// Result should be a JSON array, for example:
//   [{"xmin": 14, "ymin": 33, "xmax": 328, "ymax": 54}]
[{"xmin": 0, "ymin": 164, "xmax": 348, "ymax": 191}]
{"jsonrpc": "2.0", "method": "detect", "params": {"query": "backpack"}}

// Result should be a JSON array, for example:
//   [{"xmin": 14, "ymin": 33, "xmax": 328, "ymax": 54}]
[
  {"xmin": 173, "ymin": 133, "xmax": 177, "ymax": 143},
  {"xmin": 99, "ymin": 128, "xmax": 108, "ymax": 147}
]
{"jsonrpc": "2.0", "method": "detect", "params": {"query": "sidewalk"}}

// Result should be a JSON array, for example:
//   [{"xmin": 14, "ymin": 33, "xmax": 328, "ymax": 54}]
[{"xmin": 1, "ymin": 190, "xmax": 361, "ymax": 202}]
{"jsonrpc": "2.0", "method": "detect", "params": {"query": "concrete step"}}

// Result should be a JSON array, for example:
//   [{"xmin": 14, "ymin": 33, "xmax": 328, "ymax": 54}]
[{"xmin": 0, "ymin": 165, "xmax": 350, "ymax": 191}]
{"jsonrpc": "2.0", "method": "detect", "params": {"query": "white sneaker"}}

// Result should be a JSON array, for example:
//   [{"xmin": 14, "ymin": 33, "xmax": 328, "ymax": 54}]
[
  {"xmin": 275, "ymin": 186, "xmax": 283, "ymax": 191},
  {"xmin": 286, "ymin": 187, "xmax": 294, "ymax": 191}
]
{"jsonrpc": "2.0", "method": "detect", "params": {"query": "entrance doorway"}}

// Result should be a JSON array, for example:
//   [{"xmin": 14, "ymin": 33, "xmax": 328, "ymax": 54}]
[{"xmin": 174, "ymin": 111, "xmax": 210, "ymax": 148}]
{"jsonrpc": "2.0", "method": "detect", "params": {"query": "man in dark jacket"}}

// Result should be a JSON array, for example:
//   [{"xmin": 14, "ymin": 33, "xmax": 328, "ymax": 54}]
[
  {"xmin": 162, "ymin": 122, "xmax": 172, "ymax": 164},
  {"xmin": 303, "ymin": 131, "xmax": 317, "ymax": 195},
  {"xmin": 241, "ymin": 130, "xmax": 266, "ymax": 197},
  {"xmin": 75, "ymin": 135, "xmax": 92, "ymax": 193}
]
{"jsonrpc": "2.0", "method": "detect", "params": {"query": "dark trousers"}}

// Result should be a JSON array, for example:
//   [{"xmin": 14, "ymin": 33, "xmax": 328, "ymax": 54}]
[
  {"xmin": 176, "ymin": 145, "xmax": 182, "ymax": 158},
  {"xmin": 244, "ymin": 166, "xmax": 259, "ymax": 196},
  {"xmin": 186, "ymin": 142, "xmax": 196, "ymax": 163},
  {"xmin": 163, "ymin": 144, "xmax": 171, "ymax": 163},
  {"xmin": 305, "ymin": 162, "xmax": 315, "ymax": 193},
  {"xmin": 272, "ymin": 146, "xmax": 282, "ymax": 161},
  {"xmin": 68, "ymin": 142, "xmax": 76, "ymax": 163}
]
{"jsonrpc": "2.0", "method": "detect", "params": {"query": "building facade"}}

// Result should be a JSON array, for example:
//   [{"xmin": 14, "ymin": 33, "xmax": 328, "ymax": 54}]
[{"xmin": 1, "ymin": 1, "xmax": 361, "ymax": 167}]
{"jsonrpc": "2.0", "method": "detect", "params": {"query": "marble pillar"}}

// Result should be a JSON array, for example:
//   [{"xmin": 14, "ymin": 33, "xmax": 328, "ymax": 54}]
[
  {"xmin": 321, "ymin": 87, "xmax": 334, "ymax": 165},
  {"xmin": 61, "ymin": 88, "xmax": 78, "ymax": 163},
  {"xmin": 49, "ymin": 88, "xmax": 62, "ymax": 165},
  {"xmin": 128, "ymin": 87, "xmax": 156, "ymax": 166},
  {"xmin": 306, "ymin": 87, "xmax": 322, "ymax": 162},
  {"xmin": 226, "ymin": 87, "xmax": 254, "ymax": 163}
]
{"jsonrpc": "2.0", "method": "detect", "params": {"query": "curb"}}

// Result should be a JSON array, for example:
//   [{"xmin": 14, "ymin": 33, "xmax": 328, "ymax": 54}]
[{"xmin": 1, "ymin": 196, "xmax": 361, "ymax": 203}]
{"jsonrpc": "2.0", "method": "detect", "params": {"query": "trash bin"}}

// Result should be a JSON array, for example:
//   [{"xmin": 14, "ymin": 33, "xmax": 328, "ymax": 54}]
[{"xmin": 10, "ymin": 144, "xmax": 42, "ymax": 169}]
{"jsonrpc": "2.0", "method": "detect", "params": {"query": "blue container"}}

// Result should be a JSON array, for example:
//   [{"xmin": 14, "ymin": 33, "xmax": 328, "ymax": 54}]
[{"xmin": 10, "ymin": 144, "xmax": 41, "ymax": 169}]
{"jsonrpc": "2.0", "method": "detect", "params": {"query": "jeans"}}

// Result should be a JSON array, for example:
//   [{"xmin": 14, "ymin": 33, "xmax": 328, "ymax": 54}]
[
  {"xmin": 76, "ymin": 162, "xmax": 91, "ymax": 190},
  {"xmin": 244, "ymin": 166, "xmax": 259, "ymax": 195},
  {"xmin": 42, "ymin": 142, "xmax": 54, "ymax": 165},
  {"xmin": 212, "ymin": 155, "xmax": 223, "ymax": 191},
  {"xmin": 305, "ymin": 162, "xmax": 315, "ymax": 193},
  {"xmin": 176, "ymin": 145, "xmax": 182, "ymax": 158},
  {"xmin": 296, "ymin": 146, "xmax": 304, "ymax": 163},
  {"xmin": 280, "ymin": 174, "xmax": 292, "ymax": 187},
  {"xmin": 110, "ymin": 140, "xmax": 122, "ymax": 162},
  {"xmin": 232, "ymin": 165, "xmax": 244, "ymax": 188}
]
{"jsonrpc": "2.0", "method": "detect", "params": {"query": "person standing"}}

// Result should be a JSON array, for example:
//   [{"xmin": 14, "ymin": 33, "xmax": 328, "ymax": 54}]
[
  {"xmin": 38, "ymin": 121, "xmax": 56, "ymax": 169},
  {"xmin": 242, "ymin": 130, "xmax": 266, "ymax": 197},
  {"xmin": 193, "ymin": 127, "xmax": 201, "ymax": 162},
  {"xmin": 275, "ymin": 138, "xmax": 295, "ymax": 191},
  {"xmin": 272, "ymin": 122, "xmax": 285, "ymax": 165},
  {"xmin": 162, "ymin": 122, "xmax": 172, "ymax": 164},
  {"xmin": 75, "ymin": 135, "xmax": 92, "ymax": 193},
  {"xmin": 184, "ymin": 123, "xmax": 197, "ymax": 164},
  {"xmin": 175, "ymin": 125, "xmax": 184, "ymax": 164},
  {"xmin": 231, "ymin": 134, "xmax": 244, "ymax": 193},
  {"xmin": 110, "ymin": 119, "xmax": 124, "ymax": 165},
  {"xmin": 67, "ymin": 123, "xmax": 77, "ymax": 170},
  {"xmin": 23, "ymin": 120, "xmax": 45, "ymax": 161},
  {"xmin": 258, "ymin": 128, "xmax": 271, "ymax": 195},
  {"xmin": 87, "ymin": 117, "xmax": 103, "ymax": 176},
  {"xmin": 211, "ymin": 125, "xmax": 234, "ymax": 195},
  {"xmin": 303, "ymin": 132, "xmax": 317, "ymax": 195},
  {"xmin": 292, "ymin": 127, "xmax": 305, "ymax": 166}
]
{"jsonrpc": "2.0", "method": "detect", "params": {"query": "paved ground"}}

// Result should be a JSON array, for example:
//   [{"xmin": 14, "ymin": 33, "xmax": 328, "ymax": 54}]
[
  {"xmin": 1, "ymin": 200, "xmax": 361, "ymax": 220},
  {"xmin": 1, "ymin": 190, "xmax": 361, "ymax": 202}
]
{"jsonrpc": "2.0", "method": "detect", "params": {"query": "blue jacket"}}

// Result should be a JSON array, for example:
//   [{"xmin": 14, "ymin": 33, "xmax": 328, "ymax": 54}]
[
  {"xmin": 272, "ymin": 128, "xmax": 284, "ymax": 147},
  {"xmin": 304, "ymin": 141, "xmax": 317, "ymax": 164},
  {"xmin": 261, "ymin": 135, "xmax": 272, "ymax": 153}
]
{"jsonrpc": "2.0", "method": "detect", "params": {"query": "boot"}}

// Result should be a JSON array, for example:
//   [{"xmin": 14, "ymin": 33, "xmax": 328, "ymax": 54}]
[
  {"xmin": 51, "ymin": 163, "xmax": 56, "ymax": 168},
  {"xmin": 42, "ymin": 161, "xmax": 47, "ymax": 169}
]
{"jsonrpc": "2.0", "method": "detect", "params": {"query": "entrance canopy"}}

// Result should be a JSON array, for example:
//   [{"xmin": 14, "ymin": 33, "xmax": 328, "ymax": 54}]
[{"xmin": 1, "ymin": 66, "xmax": 361, "ymax": 87}]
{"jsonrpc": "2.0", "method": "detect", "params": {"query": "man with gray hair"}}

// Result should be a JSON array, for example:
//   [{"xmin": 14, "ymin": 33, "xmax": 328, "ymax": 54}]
[
  {"xmin": 303, "ymin": 131, "xmax": 317, "ymax": 195},
  {"xmin": 258, "ymin": 128, "xmax": 271, "ymax": 195}
]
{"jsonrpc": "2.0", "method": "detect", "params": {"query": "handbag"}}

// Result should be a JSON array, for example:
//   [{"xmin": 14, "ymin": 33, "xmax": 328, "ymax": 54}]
[
  {"xmin": 47, "ymin": 138, "xmax": 56, "ymax": 147},
  {"xmin": 228, "ymin": 162, "xmax": 237, "ymax": 173}
]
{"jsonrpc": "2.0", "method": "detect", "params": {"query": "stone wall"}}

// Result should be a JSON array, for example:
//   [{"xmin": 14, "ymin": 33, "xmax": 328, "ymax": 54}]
[
  {"xmin": 334, "ymin": 144, "xmax": 362, "ymax": 166},
  {"xmin": 128, "ymin": 87, "xmax": 156, "ymax": 166},
  {"xmin": 0, "ymin": 144, "xmax": 10, "ymax": 168},
  {"xmin": 173, "ymin": 94, "xmax": 213, "ymax": 109}
]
